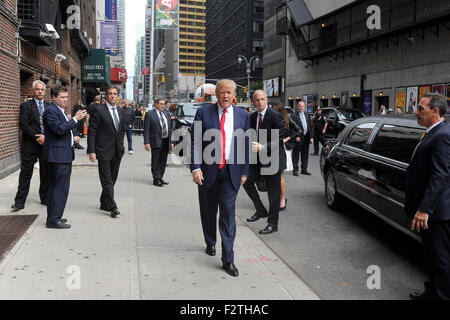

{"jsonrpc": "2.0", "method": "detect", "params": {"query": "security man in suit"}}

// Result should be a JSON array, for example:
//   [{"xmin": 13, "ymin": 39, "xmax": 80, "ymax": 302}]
[
  {"xmin": 12, "ymin": 80, "xmax": 50, "ymax": 212},
  {"xmin": 291, "ymin": 100, "xmax": 313, "ymax": 175},
  {"xmin": 244, "ymin": 90, "xmax": 286, "ymax": 235},
  {"xmin": 144, "ymin": 99, "xmax": 174, "ymax": 187},
  {"xmin": 406, "ymin": 93, "xmax": 450, "ymax": 300},
  {"xmin": 42, "ymin": 86, "xmax": 87, "ymax": 229},
  {"xmin": 191, "ymin": 79, "xmax": 250, "ymax": 277},
  {"xmin": 88, "ymin": 87, "xmax": 125, "ymax": 218}
]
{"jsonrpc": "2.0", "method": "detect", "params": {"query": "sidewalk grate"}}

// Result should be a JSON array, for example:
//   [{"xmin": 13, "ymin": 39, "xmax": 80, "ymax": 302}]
[{"xmin": 0, "ymin": 215, "xmax": 37, "ymax": 263}]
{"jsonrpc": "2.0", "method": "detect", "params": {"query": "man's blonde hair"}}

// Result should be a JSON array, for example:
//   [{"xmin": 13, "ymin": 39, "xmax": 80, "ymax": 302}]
[{"xmin": 216, "ymin": 79, "xmax": 237, "ymax": 93}]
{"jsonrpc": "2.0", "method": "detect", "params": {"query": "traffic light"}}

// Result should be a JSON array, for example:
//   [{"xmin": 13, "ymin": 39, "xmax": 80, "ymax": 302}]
[
  {"xmin": 244, "ymin": 86, "xmax": 248, "ymax": 94},
  {"xmin": 162, "ymin": 75, "xmax": 165, "ymax": 83}
]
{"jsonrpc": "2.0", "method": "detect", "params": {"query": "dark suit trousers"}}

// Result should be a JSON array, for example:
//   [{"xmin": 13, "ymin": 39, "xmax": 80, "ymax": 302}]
[
  {"xmin": 46, "ymin": 163, "xmax": 72, "ymax": 224},
  {"xmin": 243, "ymin": 166, "xmax": 281, "ymax": 228},
  {"xmin": 421, "ymin": 221, "xmax": 450, "ymax": 300},
  {"xmin": 292, "ymin": 133, "xmax": 311, "ymax": 172},
  {"xmin": 313, "ymin": 131, "xmax": 326, "ymax": 154},
  {"xmin": 198, "ymin": 165, "xmax": 238, "ymax": 263},
  {"xmin": 151, "ymin": 138, "xmax": 169, "ymax": 180},
  {"xmin": 15, "ymin": 147, "xmax": 48, "ymax": 206},
  {"xmin": 98, "ymin": 154, "xmax": 122, "ymax": 210}
]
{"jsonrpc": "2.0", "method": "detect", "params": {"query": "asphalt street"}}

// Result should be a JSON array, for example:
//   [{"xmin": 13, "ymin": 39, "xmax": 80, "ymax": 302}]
[{"xmin": 235, "ymin": 146, "xmax": 428, "ymax": 300}]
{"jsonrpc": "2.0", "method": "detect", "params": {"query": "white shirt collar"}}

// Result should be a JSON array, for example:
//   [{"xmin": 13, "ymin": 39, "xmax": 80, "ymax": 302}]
[
  {"xmin": 257, "ymin": 105, "xmax": 268, "ymax": 117},
  {"xmin": 106, "ymin": 101, "xmax": 117, "ymax": 109},
  {"xmin": 427, "ymin": 119, "xmax": 444, "ymax": 133},
  {"xmin": 218, "ymin": 104, "xmax": 233, "ymax": 114}
]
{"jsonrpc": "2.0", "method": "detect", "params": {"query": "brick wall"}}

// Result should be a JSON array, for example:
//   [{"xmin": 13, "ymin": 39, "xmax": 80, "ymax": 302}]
[{"xmin": 0, "ymin": 0, "xmax": 21, "ymax": 179}]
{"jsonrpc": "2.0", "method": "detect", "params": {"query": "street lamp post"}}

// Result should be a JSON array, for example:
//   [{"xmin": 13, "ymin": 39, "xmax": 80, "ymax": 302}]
[{"xmin": 238, "ymin": 55, "xmax": 261, "ymax": 101}]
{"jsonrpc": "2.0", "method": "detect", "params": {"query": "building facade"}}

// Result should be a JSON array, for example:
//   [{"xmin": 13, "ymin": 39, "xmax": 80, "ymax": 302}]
[
  {"xmin": 277, "ymin": 0, "xmax": 450, "ymax": 115},
  {"xmin": 206, "ymin": 0, "xmax": 264, "ymax": 96}
]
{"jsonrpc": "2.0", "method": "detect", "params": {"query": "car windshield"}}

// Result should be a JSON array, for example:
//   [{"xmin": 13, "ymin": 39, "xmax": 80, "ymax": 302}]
[
  {"xmin": 338, "ymin": 109, "xmax": 365, "ymax": 121},
  {"xmin": 178, "ymin": 104, "xmax": 201, "ymax": 117}
]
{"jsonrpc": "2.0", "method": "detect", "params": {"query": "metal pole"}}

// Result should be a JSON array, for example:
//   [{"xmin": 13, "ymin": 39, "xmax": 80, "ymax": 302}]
[
  {"xmin": 149, "ymin": 0, "xmax": 155, "ymax": 106},
  {"xmin": 247, "ymin": 63, "xmax": 251, "ymax": 102}
]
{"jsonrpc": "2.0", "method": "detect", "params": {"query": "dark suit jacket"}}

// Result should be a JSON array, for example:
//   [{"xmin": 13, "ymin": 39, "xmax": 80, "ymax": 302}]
[
  {"xmin": 42, "ymin": 103, "xmax": 78, "ymax": 164},
  {"xmin": 290, "ymin": 110, "xmax": 313, "ymax": 137},
  {"xmin": 405, "ymin": 121, "xmax": 450, "ymax": 221},
  {"xmin": 87, "ymin": 103, "xmax": 125, "ymax": 161},
  {"xmin": 19, "ymin": 99, "xmax": 49, "ymax": 154},
  {"xmin": 87, "ymin": 103, "xmax": 101, "ymax": 116},
  {"xmin": 250, "ymin": 107, "xmax": 287, "ymax": 174},
  {"xmin": 190, "ymin": 103, "xmax": 250, "ymax": 191},
  {"xmin": 143, "ymin": 108, "xmax": 173, "ymax": 148}
]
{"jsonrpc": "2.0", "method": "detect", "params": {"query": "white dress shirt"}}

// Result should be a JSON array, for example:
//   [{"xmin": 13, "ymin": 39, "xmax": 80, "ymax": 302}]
[
  {"xmin": 218, "ymin": 104, "xmax": 234, "ymax": 161},
  {"xmin": 257, "ymin": 105, "xmax": 268, "ymax": 130},
  {"xmin": 426, "ymin": 119, "xmax": 444, "ymax": 134},
  {"xmin": 106, "ymin": 101, "xmax": 120, "ymax": 129},
  {"xmin": 56, "ymin": 104, "xmax": 76, "ymax": 147}
]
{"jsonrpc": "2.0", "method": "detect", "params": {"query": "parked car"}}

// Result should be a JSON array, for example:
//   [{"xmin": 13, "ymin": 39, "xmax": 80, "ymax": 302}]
[
  {"xmin": 320, "ymin": 114, "xmax": 450, "ymax": 241},
  {"xmin": 172, "ymin": 103, "xmax": 206, "ymax": 143},
  {"xmin": 320, "ymin": 107, "xmax": 365, "ymax": 140}
]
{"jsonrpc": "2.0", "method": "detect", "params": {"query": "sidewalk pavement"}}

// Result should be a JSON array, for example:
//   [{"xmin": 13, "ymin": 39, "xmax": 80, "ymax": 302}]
[{"xmin": 0, "ymin": 136, "xmax": 320, "ymax": 300}]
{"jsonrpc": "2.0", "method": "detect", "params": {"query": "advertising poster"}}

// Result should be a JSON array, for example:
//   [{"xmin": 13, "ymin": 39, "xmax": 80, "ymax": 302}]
[
  {"xmin": 340, "ymin": 91, "xmax": 348, "ymax": 107},
  {"xmin": 273, "ymin": 78, "xmax": 280, "ymax": 97},
  {"xmin": 155, "ymin": 0, "xmax": 179, "ymax": 29},
  {"xmin": 363, "ymin": 91, "xmax": 372, "ymax": 115},
  {"xmin": 395, "ymin": 88, "xmax": 406, "ymax": 113},
  {"xmin": 105, "ymin": 0, "xmax": 118, "ymax": 56},
  {"xmin": 307, "ymin": 95, "xmax": 313, "ymax": 113},
  {"xmin": 406, "ymin": 86, "xmax": 418, "ymax": 114},
  {"xmin": 264, "ymin": 79, "xmax": 274, "ymax": 97},
  {"xmin": 447, "ymin": 84, "xmax": 450, "ymax": 114},
  {"xmin": 312, "ymin": 95, "xmax": 318, "ymax": 112},
  {"xmin": 302, "ymin": 95, "xmax": 308, "ymax": 105},
  {"xmin": 418, "ymin": 85, "xmax": 431, "ymax": 100},
  {"xmin": 432, "ymin": 84, "xmax": 446, "ymax": 96},
  {"xmin": 100, "ymin": 22, "xmax": 118, "ymax": 48}
]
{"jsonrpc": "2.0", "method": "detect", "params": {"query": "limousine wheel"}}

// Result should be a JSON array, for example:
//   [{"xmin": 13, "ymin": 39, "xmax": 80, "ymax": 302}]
[{"xmin": 325, "ymin": 170, "xmax": 343, "ymax": 210}]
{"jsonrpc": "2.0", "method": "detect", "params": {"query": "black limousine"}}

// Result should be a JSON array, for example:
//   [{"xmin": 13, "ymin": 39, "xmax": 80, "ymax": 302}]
[{"xmin": 320, "ymin": 115, "xmax": 450, "ymax": 241}]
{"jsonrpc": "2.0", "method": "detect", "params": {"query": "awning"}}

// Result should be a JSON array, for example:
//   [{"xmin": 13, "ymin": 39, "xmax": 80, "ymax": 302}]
[
  {"xmin": 287, "ymin": 0, "xmax": 313, "ymax": 28},
  {"xmin": 82, "ymin": 49, "xmax": 111, "ymax": 86}
]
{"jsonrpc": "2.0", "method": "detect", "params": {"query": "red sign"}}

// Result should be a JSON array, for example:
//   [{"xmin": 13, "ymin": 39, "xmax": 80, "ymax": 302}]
[
  {"xmin": 111, "ymin": 68, "xmax": 128, "ymax": 82},
  {"xmin": 142, "ymin": 68, "xmax": 150, "ymax": 75}
]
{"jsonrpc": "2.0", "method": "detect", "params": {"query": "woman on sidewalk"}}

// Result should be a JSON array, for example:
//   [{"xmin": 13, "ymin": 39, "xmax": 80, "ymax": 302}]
[{"xmin": 271, "ymin": 103, "xmax": 302, "ymax": 211}]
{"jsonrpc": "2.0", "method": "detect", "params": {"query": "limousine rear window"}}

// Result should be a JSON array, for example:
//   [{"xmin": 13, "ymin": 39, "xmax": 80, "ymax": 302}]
[
  {"xmin": 371, "ymin": 125, "xmax": 424, "ymax": 164},
  {"xmin": 345, "ymin": 123, "xmax": 377, "ymax": 150}
]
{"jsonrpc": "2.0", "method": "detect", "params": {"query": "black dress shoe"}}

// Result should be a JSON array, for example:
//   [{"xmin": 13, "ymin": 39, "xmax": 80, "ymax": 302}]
[
  {"xmin": 110, "ymin": 209, "xmax": 121, "ymax": 218},
  {"xmin": 259, "ymin": 225, "xmax": 278, "ymax": 235},
  {"xmin": 409, "ymin": 290, "xmax": 437, "ymax": 300},
  {"xmin": 222, "ymin": 262, "xmax": 239, "ymax": 277},
  {"xmin": 160, "ymin": 179, "xmax": 169, "ymax": 185},
  {"xmin": 153, "ymin": 180, "xmax": 163, "ymax": 187},
  {"xmin": 59, "ymin": 219, "xmax": 68, "ymax": 224},
  {"xmin": 205, "ymin": 245, "xmax": 216, "ymax": 256},
  {"xmin": 301, "ymin": 171, "xmax": 312, "ymax": 176},
  {"xmin": 11, "ymin": 204, "xmax": 24, "ymax": 212},
  {"xmin": 46, "ymin": 221, "xmax": 71, "ymax": 229},
  {"xmin": 293, "ymin": 171, "xmax": 299, "ymax": 176},
  {"xmin": 247, "ymin": 213, "xmax": 267, "ymax": 223}
]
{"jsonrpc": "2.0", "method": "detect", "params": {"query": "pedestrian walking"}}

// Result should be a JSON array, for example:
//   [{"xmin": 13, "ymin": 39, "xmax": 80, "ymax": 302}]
[
  {"xmin": 311, "ymin": 107, "xmax": 328, "ymax": 156},
  {"xmin": 244, "ymin": 90, "xmax": 286, "ymax": 235},
  {"xmin": 271, "ymin": 102, "xmax": 302, "ymax": 211},
  {"xmin": 42, "ymin": 86, "xmax": 87, "ymax": 229},
  {"xmin": 406, "ymin": 93, "xmax": 450, "ymax": 300},
  {"xmin": 11, "ymin": 80, "xmax": 49, "ymax": 212},
  {"xmin": 191, "ymin": 79, "xmax": 250, "ymax": 277},
  {"xmin": 291, "ymin": 100, "xmax": 313, "ymax": 176},
  {"xmin": 143, "ymin": 99, "xmax": 174, "ymax": 187},
  {"xmin": 87, "ymin": 87, "xmax": 125, "ymax": 219},
  {"xmin": 122, "ymin": 99, "xmax": 135, "ymax": 154}
]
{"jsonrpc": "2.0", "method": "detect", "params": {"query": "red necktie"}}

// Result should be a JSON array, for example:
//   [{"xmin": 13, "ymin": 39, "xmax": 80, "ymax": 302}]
[{"xmin": 220, "ymin": 108, "xmax": 227, "ymax": 170}]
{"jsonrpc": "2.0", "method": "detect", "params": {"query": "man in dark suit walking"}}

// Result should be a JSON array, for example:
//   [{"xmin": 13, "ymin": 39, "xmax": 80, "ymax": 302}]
[
  {"xmin": 244, "ymin": 90, "xmax": 286, "ymax": 235},
  {"xmin": 406, "ymin": 93, "xmax": 450, "ymax": 300},
  {"xmin": 144, "ymin": 99, "xmax": 174, "ymax": 187},
  {"xmin": 87, "ymin": 87, "xmax": 125, "ymax": 218},
  {"xmin": 12, "ymin": 80, "xmax": 50, "ymax": 212},
  {"xmin": 191, "ymin": 79, "xmax": 250, "ymax": 277},
  {"xmin": 42, "ymin": 86, "xmax": 87, "ymax": 229},
  {"xmin": 291, "ymin": 101, "xmax": 313, "ymax": 176}
]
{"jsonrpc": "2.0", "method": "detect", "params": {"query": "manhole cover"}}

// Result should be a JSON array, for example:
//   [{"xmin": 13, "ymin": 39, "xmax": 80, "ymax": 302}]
[{"xmin": 0, "ymin": 215, "xmax": 38, "ymax": 263}]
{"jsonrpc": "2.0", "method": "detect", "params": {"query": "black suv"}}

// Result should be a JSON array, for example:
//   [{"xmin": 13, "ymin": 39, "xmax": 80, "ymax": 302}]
[
  {"xmin": 320, "ymin": 115, "xmax": 450, "ymax": 241},
  {"xmin": 320, "ymin": 107, "xmax": 365, "ymax": 139},
  {"xmin": 172, "ymin": 103, "xmax": 206, "ymax": 142}
]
